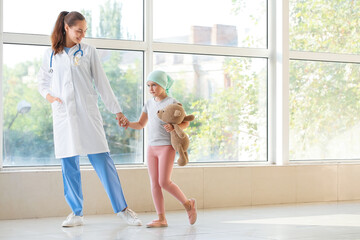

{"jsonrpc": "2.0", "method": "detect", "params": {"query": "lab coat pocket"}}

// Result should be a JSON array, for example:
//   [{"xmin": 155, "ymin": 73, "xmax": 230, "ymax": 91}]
[
  {"xmin": 51, "ymin": 101, "xmax": 67, "ymax": 126},
  {"xmin": 51, "ymin": 101, "xmax": 66, "ymax": 117}
]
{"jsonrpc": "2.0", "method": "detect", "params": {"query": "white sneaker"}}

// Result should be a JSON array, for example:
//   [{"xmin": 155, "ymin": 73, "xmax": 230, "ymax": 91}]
[
  {"xmin": 62, "ymin": 213, "xmax": 84, "ymax": 227},
  {"xmin": 118, "ymin": 208, "xmax": 142, "ymax": 226}
]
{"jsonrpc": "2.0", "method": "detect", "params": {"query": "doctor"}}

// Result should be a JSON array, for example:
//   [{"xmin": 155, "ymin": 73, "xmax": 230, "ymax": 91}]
[{"xmin": 38, "ymin": 11, "xmax": 141, "ymax": 227}]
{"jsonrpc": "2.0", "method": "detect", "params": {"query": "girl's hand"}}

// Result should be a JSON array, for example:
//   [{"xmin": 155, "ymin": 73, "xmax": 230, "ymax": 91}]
[
  {"xmin": 164, "ymin": 124, "xmax": 174, "ymax": 132},
  {"xmin": 46, "ymin": 94, "xmax": 62, "ymax": 104},
  {"xmin": 116, "ymin": 112, "xmax": 129, "ymax": 129}
]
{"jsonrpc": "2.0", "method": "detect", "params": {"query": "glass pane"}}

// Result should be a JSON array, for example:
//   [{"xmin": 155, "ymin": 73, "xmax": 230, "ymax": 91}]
[
  {"xmin": 2, "ymin": 44, "xmax": 143, "ymax": 166},
  {"xmin": 153, "ymin": 0, "xmax": 267, "ymax": 48},
  {"xmin": 290, "ymin": 0, "xmax": 360, "ymax": 54},
  {"xmin": 4, "ymin": 0, "xmax": 143, "ymax": 41},
  {"xmin": 290, "ymin": 60, "xmax": 360, "ymax": 160},
  {"xmin": 153, "ymin": 53, "xmax": 267, "ymax": 162}
]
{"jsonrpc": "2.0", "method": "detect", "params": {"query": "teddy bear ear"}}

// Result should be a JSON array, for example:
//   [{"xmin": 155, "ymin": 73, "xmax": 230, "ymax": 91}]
[
  {"xmin": 177, "ymin": 103, "xmax": 183, "ymax": 106},
  {"xmin": 174, "ymin": 110, "xmax": 182, "ymax": 117}
]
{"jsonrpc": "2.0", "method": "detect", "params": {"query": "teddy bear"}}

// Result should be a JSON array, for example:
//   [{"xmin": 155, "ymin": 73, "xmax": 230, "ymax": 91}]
[{"xmin": 157, "ymin": 103, "xmax": 195, "ymax": 166}]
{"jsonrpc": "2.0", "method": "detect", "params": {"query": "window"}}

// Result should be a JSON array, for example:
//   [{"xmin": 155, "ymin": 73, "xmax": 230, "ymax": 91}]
[
  {"xmin": 153, "ymin": 53, "xmax": 267, "ymax": 162},
  {"xmin": 2, "ymin": 44, "xmax": 143, "ymax": 166},
  {"xmin": 4, "ymin": 0, "xmax": 143, "ymax": 41},
  {"xmin": 153, "ymin": 0, "xmax": 267, "ymax": 48},
  {"xmin": 1, "ymin": 0, "xmax": 269, "ymax": 167},
  {"xmin": 290, "ymin": 0, "xmax": 360, "ymax": 54},
  {"xmin": 3, "ymin": 45, "xmax": 52, "ymax": 166},
  {"xmin": 289, "ymin": 0, "xmax": 360, "ymax": 160},
  {"xmin": 289, "ymin": 60, "xmax": 360, "ymax": 160}
]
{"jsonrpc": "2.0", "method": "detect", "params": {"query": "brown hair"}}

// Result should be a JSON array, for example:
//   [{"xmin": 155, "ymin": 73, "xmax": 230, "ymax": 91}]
[{"xmin": 51, "ymin": 11, "xmax": 85, "ymax": 55}]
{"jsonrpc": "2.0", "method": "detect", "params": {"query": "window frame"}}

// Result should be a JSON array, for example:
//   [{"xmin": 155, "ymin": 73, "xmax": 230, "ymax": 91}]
[
  {"xmin": 288, "ymin": 0, "xmax": 360, "ymax": 161},
  {"xmin": 0, "ymin": 0, "xmax": 3, "ymax": 169},
  {"xmin": 5, "ymin": 0, "xmax": 343, "ymax": 168}
]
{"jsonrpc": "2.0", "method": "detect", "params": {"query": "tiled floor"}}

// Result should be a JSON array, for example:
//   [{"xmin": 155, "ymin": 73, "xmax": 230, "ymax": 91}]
[{"xmin": 2, "ymin": 201, "xmax": 360, "ymax": 239}]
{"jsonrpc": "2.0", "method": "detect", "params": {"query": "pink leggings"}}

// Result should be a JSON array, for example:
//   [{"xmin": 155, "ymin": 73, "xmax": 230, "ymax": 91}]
[{"xmin": 147, "ymin": 145, "xmax": 188, "ymax": 215}]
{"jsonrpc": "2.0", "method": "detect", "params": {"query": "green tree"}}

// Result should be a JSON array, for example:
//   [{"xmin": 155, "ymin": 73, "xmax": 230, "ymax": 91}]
[
  {"xmin": 181, "ymin": 58, "xmax": 266, "ymax": 161},
  {"xmin": 289, "ymin": 0, "xmax": 360, "ymax": 159},
  {"xmin": 91, "ymin": 0, "xmax": 143, "ymax": 162},
  {"xmin": 3, "ymin": 0, "xmax": 143, "ymax": 165},
  {"xmin": 98, "ymin": 51, "xmax": 143, "ymax": 162},
  {"xmin": 290, "ymin": 0, "xmax": 360, "ymax": 54},
  {"xmin": 98, "ymin": 0, "xmax": 123, "ymax": 39},
  {"xmin": 3, "ymin": 59, "xmax": 54, "ymax": 165},
  {"xmin": 81, "ymin": 9, "xmax": 93, "ymax": 38},
  {"xmin": 167, "ymin": 1, "xmax": 268, "ymax": 162}
]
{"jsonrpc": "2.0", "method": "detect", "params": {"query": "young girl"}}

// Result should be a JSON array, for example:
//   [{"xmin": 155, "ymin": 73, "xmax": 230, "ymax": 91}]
[
  {"xmin": 126, "ymin": 70, "xmax": 197, "ymax": 228},
  {"xmin": 38, "ymin": 11, "xmax": 141, "ymax": 227}
]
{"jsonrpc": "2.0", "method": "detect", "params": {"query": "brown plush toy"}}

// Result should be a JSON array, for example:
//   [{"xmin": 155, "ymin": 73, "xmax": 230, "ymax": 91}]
[{"xmin": 157, "ymin": 103, "xmax": 195, "ymax": 166}]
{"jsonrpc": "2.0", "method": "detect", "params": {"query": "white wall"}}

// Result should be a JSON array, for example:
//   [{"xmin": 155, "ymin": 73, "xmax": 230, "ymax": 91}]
[{"xmin": 1, "ymin": 163, "xmax": 360, "ymax": 220}]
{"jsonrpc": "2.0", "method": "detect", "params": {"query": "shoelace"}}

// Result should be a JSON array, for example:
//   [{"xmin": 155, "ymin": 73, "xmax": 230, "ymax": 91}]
[
  {"xmin": 126, "ymin": 209, "xmax": 138, "ymax": 219},
  {"xmin": 67, "ymin": 213, "xmax": 74, "ymax": 220}
]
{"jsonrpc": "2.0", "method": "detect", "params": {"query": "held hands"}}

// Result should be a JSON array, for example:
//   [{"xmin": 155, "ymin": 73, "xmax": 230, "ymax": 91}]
[
  {"xmin": 164, "ymin": 124, "xmax": 174, "ymax": 132},
  {"xmin": 47, "ymin": 94, "xmax": 130, "ymax": 129},
  {"xmin": 116, "ymin": 112, "xmax": 129, "ymax": 129}
]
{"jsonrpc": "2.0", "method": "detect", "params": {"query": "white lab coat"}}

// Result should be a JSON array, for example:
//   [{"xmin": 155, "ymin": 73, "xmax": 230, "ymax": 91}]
[{"xmin": 38, "ymin": 43, "xmax": 122, "ymax": 159}]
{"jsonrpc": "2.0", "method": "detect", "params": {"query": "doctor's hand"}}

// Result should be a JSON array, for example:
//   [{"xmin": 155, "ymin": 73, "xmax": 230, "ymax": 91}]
[
  {"xmin": 46, "ymin": 94, "xmax": 62, "ymax": 104},
  {"xmin": 116, "ymin": 112, "xmax": 129, "ymax": 129}
]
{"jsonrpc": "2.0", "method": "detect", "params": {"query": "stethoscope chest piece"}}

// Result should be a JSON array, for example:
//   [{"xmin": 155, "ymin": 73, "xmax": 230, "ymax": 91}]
[{"xmin": 73, "ymin": 46, "xmax": 84, "ymax": 66}]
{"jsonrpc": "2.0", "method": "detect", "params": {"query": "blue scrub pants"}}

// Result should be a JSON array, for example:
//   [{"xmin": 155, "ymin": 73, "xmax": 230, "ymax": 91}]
[{"xmin": 61, "ymin": 152, "xmax": 127, "ymax": 216}]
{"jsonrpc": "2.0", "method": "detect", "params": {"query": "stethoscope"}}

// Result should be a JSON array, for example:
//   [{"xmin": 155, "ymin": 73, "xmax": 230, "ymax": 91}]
[{"xmin": 49, "ymin": 44, "xmax": 84, "ymax": 73}]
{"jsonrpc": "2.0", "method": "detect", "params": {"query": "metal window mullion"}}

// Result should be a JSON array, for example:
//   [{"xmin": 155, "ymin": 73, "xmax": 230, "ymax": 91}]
[
  {"xmin": 84, "ymin": 38, "xmax": 147, "ymax": 51},
  {"xmin": 0, "ymin": 0, "xmax": 3, "ymax": 169},
  {"xmin": 143, "ymin": 0, "xmax": 153, "ymax": 166},
  {"xmin": 144, "ymin": 0, "xmax": 153, "ymax": 85},
  {"xmin": 3, "ymin": 33, "xmax": 50, "ymax": 46},
  {"xmin": 3, "ymin": 32, "xmax": 148, "ymax": 51},
  {"xmin": 268, "ymin": 0, "xmax": 276, "ymax": 165},
  {"xmin": 290, "ymin": 50, "xmax": 360, "ymax": 64},
  {"xmin": 273, "ymin": 0, "xmax": 290, "ymax": 165},
  {"xmin": 152, "ymin": 42, "xmax": 269, "ymax": 58},
  {"xmin": 2, "ymin": 33, "xmax": 271, "ymax": 59}
]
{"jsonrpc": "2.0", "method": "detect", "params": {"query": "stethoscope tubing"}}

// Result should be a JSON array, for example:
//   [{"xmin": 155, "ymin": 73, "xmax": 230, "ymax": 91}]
[{"xmin": 49, "ymin": 44, "xmax": 83, "ymax": 73}]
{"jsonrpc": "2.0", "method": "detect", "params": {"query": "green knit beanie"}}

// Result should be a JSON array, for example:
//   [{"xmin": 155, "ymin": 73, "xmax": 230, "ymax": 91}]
[{"xmin": 147, "ymin": 70, "xmax": 174, "ymax": 94}]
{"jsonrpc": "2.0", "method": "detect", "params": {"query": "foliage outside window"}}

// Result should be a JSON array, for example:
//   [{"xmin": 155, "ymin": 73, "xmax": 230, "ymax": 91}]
[
  {"xmin": 290, "ymin": 0, "xmax": 360, "ymax": 54},
  {"xmin": 289, "ymin": 61, "xmax": 360, "ymax": 160},
  {"xmin": 3, "ymin": 45, "xmax": 143, "ymax": 166},
  {"xmin": 154, "ymin": 53, "xmax": 267, "ymax": 162},
  {"xmin": 2, "ymin": 0, "xmax": 144, "ymax": 166},
  {"xmin": 3, "ymin": 0, "xmax": 143, "ymax": 41},
  {"xmin": 289, "ymin": 0, "xmax": 360, "ymax": 160}
]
